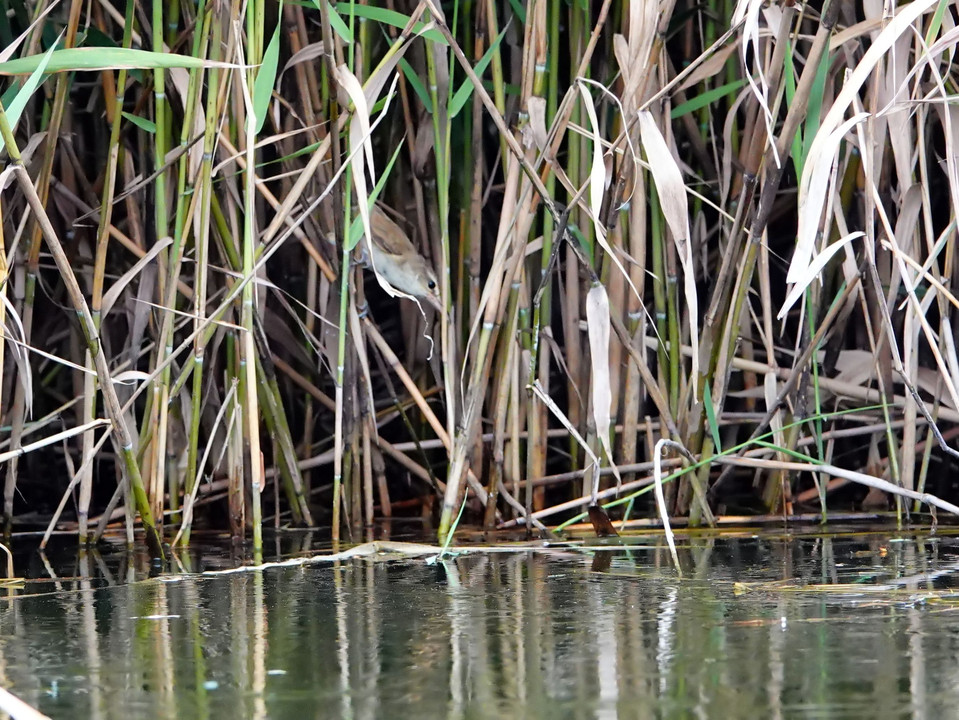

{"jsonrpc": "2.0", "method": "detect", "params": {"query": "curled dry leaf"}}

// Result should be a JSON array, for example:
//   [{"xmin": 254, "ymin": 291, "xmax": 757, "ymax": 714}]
[
  {"xmin": 779, "ymin": 231, "xmax": 864, "ymax": 320},
  {"xmin": 279, "ymin": 42, "xmax": 325, "ymax": 85},
  {"xmin": 678, "ymin": 43, "xmax": 740, "ymax": 92},
  {"xmin": 586, "ymin": 284, "xmax": 621, "ymax": 489},
  {"xmin": 101, "ymin": 236, "xmax": 173, "ymax": 318},
  {"xmin": 732, "ymin": 0, "xmax": 778, "ymax": 166}
]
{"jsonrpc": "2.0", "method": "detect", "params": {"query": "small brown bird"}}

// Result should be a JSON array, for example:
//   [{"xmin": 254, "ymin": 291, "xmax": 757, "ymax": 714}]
[{"xmin": 365, "ymin": 205, "xmax": 443, "ymax": 313}]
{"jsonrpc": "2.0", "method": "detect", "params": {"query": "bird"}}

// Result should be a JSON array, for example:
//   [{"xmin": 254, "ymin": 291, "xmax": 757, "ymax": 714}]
[{"xmin": 365, "ymin": 205, "xmax": 443, "ymax": 313}]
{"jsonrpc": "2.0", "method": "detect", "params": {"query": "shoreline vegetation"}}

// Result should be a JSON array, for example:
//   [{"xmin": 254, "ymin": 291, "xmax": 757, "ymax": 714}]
[{"xmin": 0, "ymin": 1, "xmax": 957, "ymax": 559}]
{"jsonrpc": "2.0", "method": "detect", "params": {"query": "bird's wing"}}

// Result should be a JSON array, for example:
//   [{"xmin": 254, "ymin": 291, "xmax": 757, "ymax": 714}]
[{"xmin": 371, "ymin": 206, "xmax": 417, "ymax": 257}]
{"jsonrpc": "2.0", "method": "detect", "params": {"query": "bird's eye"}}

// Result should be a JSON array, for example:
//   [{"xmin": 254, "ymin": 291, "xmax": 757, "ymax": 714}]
[{"xmin": 428, "ymin": 280, "xmax": 436, "ymax": 290}]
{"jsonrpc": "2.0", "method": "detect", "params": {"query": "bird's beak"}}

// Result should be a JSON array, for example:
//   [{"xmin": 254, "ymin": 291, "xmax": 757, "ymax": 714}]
[{"xmin": 423, "ymin": 294, "xmax": 444, "ymax": 314}]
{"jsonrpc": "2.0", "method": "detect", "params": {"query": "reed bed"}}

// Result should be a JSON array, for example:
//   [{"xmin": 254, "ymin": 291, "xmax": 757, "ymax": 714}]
[{"xmin": 0, "ymin": 0, "xmax": 957, "ymax": 556}]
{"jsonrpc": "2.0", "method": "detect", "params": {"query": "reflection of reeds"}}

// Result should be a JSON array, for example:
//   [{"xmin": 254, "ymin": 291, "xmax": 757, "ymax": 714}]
[
  {"xmin": 8, "ymin": 539, "xmax": 959, "ymax": 717},
  {"xmin": 1, "ymin": 3, "xmax": 959, "ymax": 552}
]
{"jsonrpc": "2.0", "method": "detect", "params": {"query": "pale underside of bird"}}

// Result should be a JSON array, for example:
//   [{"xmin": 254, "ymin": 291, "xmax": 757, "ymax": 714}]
[{"xmin": 365, "ymin": 205, "xmax": 443, "ymax": 313}]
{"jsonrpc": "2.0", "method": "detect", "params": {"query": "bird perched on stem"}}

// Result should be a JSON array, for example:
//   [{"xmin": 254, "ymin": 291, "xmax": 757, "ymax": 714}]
[{"xmin": 365, "ymin": 205, "xmax": 443, "ymax": 313}]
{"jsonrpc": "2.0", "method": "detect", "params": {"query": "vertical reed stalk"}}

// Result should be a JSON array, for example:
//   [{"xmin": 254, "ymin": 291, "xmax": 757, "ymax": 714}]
[
  {"xmin": 84, "ymin": 0, "xmax": 137, "ymax": 543},
  {"xmin": 241, "ymin": 65, "xmax": 264, "ymax": 558},
  {"xmin": 425, "ymin": 2, "xmax": 456, "ymax": 446},
  {"xmin": 180, "ymin": 6, "xmax": 221, "ymax": 546},
  {"xmin": 148, "ymin": 0, "xmax": 174, "ymax": 530}
]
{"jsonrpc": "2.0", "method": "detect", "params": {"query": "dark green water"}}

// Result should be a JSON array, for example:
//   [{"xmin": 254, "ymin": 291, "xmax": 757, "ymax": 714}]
[{"xmin": 1, "ymin": 530, "xmax": 958, "ymax": 719}]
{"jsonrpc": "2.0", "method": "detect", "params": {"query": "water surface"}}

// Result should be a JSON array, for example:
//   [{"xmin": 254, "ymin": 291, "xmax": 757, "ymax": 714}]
[{"xmin": 1, "ymin": 530, "xmax": 957, "ymax": 719}]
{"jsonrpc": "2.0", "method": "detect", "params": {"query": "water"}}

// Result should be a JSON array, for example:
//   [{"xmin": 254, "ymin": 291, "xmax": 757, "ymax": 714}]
[{"xmin": 1, "ymin": 530, "xmax": 958, "ymax": 719}]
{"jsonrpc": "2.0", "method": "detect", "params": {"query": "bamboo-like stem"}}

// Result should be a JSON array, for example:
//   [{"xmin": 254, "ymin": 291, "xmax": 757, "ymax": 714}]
[
  {"xmin": 286, "ymin": 0, "xmax": 325, "ymax": 499},
  {"xmin": 515, "ymin": 0, "xmax": 547, "ymax": 511},
  {"xmin": 317, "ymin": 0, "xmax": 346, "ymax": 545},
  {"xmin": 649, "ymin": 188, "xmax": 670, "ymax": 403},
  {"xmin": 83, "ymin": 0, "xmax": 138, "ymax": 543},
  {"xmin": 424, "ymin": 2, "xmax": 456, "ymax": 441},
  {"xmin": 180, "ymin": 6, "xmax": 221, "ymax": 545},
  {"xmin": 489, "ymin": 282, "xmax": 522, "ymax": 526},
  {"xmin": 252, "ymin": 318, "xmax": 313, "ymax": 525},
  {"xmin": 226, "ymin": 334, "xmax": 245, "ymax": 537},
  {"xmin": 482, "ymin": 0, "xmax": 508, "ymax": 173},
  {"xmin": 526, "ymin": 0, "xmax": 557, "ymax": 504},
  {"xmin": 148, "ymin": 0, "xmax": 175, "ymax": 531},
  {"xmin": 564, "ymin": 1, "xmax": 587, "ymax": 477},
  {"xmin": 237, "ymin": 12, "xmax": 265, "ymax": 557},
  {"xmin": 331, "ymin": 206, "xmax": 352, "ymax": 544}
]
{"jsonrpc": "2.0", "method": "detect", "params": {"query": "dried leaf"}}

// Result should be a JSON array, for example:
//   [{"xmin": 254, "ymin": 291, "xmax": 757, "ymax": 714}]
[
  {"xmin": 678, "ymin": 43, "xmax": 739, "ymax": 92},
  {"xmin": 586, "ymin": 284, "xmax": 620, "ymax": 488},
  {"xmin": 280, "ymin": 41, "xmax": 325, "ymax": 84},
  {"xmin": 638, "ymin": 110, "xmax": 700, "ymax": 393},
  {"xmin": 779, "ymin": 231, "xmax": 864, "ymax": 320},
  {"xmin": 795, "ymin": 0, "xmax": 938, "ymax": 284},
  {"xmin": 732, "ymin": 0, "xmax": 779, "ymax": 166},
  {"xmin": 101, "ymin": 236, "xmax": 173, "ymax": 318},
  {"xmin": 790, "ymin": 113, "xmax": 868, "ymax": 287}
]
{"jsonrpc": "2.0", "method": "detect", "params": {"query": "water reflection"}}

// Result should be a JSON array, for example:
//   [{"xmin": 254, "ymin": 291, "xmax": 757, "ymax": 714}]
[{"xmin": 1, "ymin": 533, "xmax": 958, "ymax": 718}]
